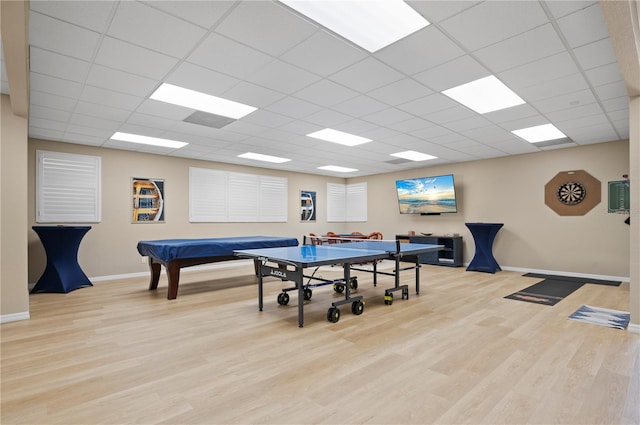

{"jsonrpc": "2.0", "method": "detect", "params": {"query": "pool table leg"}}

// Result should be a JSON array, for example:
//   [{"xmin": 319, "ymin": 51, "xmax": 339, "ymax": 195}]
[
  {"xmin": 148, "ymin": 258, "xmax": 161, "ymax": 290},
  {"xmin": 166, "ymin": 262, "xmax": 180, "ymax": 300}
]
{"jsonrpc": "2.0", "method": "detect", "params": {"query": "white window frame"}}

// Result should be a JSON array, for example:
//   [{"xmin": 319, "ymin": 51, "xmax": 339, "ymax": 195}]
[
  {"xmin": 189, "ymin": 167, "xmax": 287, "ymax": 222},
  {"xmin": 36, "ymin": 150, "xmax": 101, "ymax": 223},
  {"xmin": 327, "ymin": 182, "xmax": 367, "ymax": 222}
]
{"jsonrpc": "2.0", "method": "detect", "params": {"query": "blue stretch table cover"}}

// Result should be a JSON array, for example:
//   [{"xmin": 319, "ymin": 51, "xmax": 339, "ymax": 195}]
[
  {"xmin": 137, "ymin": 236, "xmax": 299, "ymax": 262},
  {"xmin": 465, "ymin": 222, "xmax": 503, "ymax": 273},
  {"xmin": 32, "ymin": 225, "xmax": 92, "ymax": 293}
]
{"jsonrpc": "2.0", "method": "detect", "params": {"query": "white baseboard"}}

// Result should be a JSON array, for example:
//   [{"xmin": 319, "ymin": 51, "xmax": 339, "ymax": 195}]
[
  {"xmin": 87, "ymin": 258, "xmax": 256, "ymax": 283},
  {"xmin": 627, "ymin": 323, "xmax": 640, "ymax": 334},
  {"xmin": 0, "ymin": 311, "xmax": 30, "ymax": 323},
  {"xmin": 499, "ymin": 265, "xmax": 630, "ymax": 283}
]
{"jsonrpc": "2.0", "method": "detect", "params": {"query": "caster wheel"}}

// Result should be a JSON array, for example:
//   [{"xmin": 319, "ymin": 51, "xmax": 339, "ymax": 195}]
[
  {"xmin": 349, "ymin": 277, "xmax": 358, "ymax": 289},
  {"xmin": 351, "ymin": 300, "xmax": 365, "ymax": 315},
  {"xmin": 402, "ymin": 288, "xmax": 409, "ymax": 300},
  {"xmin": 327, "ymin": 307, "xmax": 340, "ymax": 323},
  {"xmin": 277, "ymin": 292, "xmax": 290, "ymax": 306},
  {"xmin": 333, "ymin": 283, "xmax": 344, "ymax": 294},
  {"xmin": 384, "ymin": 292, "xmax": 393, "ymax": 305},
  {"xmin": 303, "ymin": 288, "xmax": 313, "ymax": 300}
]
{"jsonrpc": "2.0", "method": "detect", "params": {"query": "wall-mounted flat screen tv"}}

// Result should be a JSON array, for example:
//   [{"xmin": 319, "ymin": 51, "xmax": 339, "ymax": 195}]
[{"xmin": 395, "ymin": 174, "xmax": 458, "ymax": 214}]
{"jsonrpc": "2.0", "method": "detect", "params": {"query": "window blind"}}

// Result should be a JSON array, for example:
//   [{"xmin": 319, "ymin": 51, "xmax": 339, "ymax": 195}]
[
  {"xmin": 327, "ymin": 182, "xmax": 367, "ymax": 222},
  {"xmin": 36, "ymin": 150, "xmax": 101, "ymax": 223},
  {"xmin": 189, "ymin": 167, "xmax": 287, "ymax": 222}
]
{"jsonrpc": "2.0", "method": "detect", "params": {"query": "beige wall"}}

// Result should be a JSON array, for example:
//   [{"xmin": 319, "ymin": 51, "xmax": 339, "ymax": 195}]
[
  {"xmin": 28, "ymin": 139, "xmax": 348, "ymax": 281},
  {"xmin": 28, "ymin": 138, "xmax": 630, "ymax": 284},
  {"xmin": 1, "ymin": 94, "xmax": 30, "ymax": 320},
  {"xmin": 362, "ymin": 140, "xmax": 631, "ymax": 278}
]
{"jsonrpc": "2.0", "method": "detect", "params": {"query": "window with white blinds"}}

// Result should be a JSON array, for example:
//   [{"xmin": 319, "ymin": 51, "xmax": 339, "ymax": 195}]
[
  {"xmin": 189, "ymin": 167, "xmax": 287, "ymax": 222},
  {"xmin": 327, "ymin": 182, "xmax": 367, "ymax": 222},
  {"xmin": 36, "ymin": 150, "xmax": 101, "ymax": 223}
]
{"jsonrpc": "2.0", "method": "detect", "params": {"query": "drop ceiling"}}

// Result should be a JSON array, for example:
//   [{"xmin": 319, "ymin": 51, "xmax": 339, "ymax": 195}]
[{"xmin": 0, "ymin": 0, "xmax": 630, "ymax": 177}]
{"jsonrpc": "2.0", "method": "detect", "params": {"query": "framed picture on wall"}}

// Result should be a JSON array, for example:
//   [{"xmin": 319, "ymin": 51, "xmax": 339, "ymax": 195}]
[
  {"xmin": 132, "ymin": 177, "xmax": 165, "ymax": 223},
  {"xmin": 300, "ymin": 190, "xmax": 316, "ymax": 222}
]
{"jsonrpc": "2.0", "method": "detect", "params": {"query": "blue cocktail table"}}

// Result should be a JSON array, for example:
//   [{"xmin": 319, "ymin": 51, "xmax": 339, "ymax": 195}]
[
  {"xmin": 31, "ymin": 225, "xmax": 92, "ymax": 293},
  {"xmin": 465, "ymin": 222, "xmax": 503, "ymax": 273}
]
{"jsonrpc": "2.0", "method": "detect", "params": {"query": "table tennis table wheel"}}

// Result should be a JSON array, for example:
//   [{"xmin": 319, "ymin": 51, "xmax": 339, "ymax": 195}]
[
  {"xmin": 384, "ymin": 292, "xmax": 393, "ymax": 305},
  {"xmin": 303, "ymin": 288, "xmax": 313, "ymax": 300},
  {"xmin": 277, "ymin": 292, "xmax": 290, "ymax": 306},
  {"xmin": 333, "ymin": 283, "xmax": 344, "ymax": 294},
  {"xmin": 402, "ymin": 288, "xmax": 409, "ymax": 300},
  {"xmin": 351, "ymin": 300, "xmax": 364, "ymax": 315},
  {"xmin": 327, "ymin": 307, "xmax": 340, "ymax": 323},
  {"xmin": 349, "ymin": 277, "xmax": 358, "ymax": 289}
]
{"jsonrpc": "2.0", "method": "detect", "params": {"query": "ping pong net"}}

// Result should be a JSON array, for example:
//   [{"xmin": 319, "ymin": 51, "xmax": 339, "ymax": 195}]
[{"xmin": 305, "ymin": 234, "xmax": 401, "ymax": 254}]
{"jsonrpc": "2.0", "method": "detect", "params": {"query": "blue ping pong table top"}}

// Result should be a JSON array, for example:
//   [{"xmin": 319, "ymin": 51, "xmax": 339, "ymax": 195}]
[{"xmin": 234, "ymin": 242, "xmax": 442, "ymax": 267}]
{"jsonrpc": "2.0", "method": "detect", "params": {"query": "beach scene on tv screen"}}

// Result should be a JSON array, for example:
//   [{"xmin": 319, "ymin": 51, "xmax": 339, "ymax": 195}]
[{"xmin": 396, "ymin": 175, "xmax": 457, "ymax": 214}]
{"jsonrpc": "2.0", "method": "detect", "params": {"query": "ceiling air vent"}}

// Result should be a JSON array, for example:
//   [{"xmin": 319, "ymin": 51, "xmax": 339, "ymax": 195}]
[
  {"xmin": 183, "ymin": 111, "xmax": 236, "ymax": 129},
  {"xmin": 385, "ymin": 158, "xmax": 412, "ymax": 165}
]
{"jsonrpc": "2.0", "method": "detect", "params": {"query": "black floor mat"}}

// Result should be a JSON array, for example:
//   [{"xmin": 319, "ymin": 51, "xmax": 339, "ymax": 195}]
[
  {"xmin": 522, "ymin": 273, "xmax": 621, "ymax": 286},
  {"xmin": 505, "ymin": 279, "xmax": 585, "ymax": 306}
]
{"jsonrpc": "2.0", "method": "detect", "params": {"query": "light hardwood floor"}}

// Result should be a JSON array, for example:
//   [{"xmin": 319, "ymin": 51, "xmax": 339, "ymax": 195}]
[{"xmin": 2, "ymin": 262, "xmax": 638, "ymax": 424}]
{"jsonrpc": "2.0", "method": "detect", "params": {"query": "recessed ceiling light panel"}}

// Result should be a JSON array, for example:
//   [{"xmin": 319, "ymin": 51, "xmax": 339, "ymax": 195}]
[
  {"xmin": 238, "ymin": 152, "xmax": 291, "ymax": 163},
  {"xmin": 317, "ymin": 165, "xmax": 358, "ymax": 173},
  {"xmin": 110, "ymin": 132, "xmax": 188, "ymax": 149},
  {"xmin": 512, "ymin": 124, "xmax": 567, "ymax": 143},
  {"xmin": 307, "ymin": 128, "xmax": 372, "ymax": 146},
  {"xmin": 391, "ymin": 150, "xmax": 437, "ymax": 161},
  {"xmin": 150, "ymin": 83, "xmax": 257, "ymax": 119},
  {"xmin": 280, "ymin": 0, "xmax": 429, "ymax": 53},
  {"xmin": 442, "ymin": 75, "xmax": 525, "ymax": 114}
]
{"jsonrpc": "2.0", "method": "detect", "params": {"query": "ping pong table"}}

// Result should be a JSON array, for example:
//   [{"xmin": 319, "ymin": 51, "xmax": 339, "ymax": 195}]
[{"xmin": 234, "ymin": 238, "xmax": 443, "ymax": 327}]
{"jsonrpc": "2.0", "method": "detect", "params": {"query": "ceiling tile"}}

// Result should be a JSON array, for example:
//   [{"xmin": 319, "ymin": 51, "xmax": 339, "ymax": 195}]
[
  {"xmin": 215, "ymin": 1, "xmax": 317, "ymax": 56},
  {"xmin": 148, "ymin": 1, "xmax": 236, "ymax": 29},
  {"xmin": 474, "ymin": 24, "xmax": 565, "ymax": 73},
  {"xmin": 30, "ymin": 1, "xmax": 116, "ymax": 32},
  {"xmin": 413, "ymin": 55, "xmax": 489, "ymax": 92},
  {"xmin": 332, "ymin": 95, "xmax": 388, "ymax": 118},
  {"xmin": 530, "ymin": 88, "xmax": 598, "ymax": 113},
  {"xmin": 246, "ymin": 60, "xmax": 320, "ymax": 95},
  {"xmin": 94, "ymin": 37, "xmax": 179, "ymax": 80},
  {"xmin": 556, "ymin": 3, "xmax": 609, "ymax": 47},
  {"xmin": 30, "ymin": 12, "xmax": 101, "ymax": 61},
  {"xmin": 281, "ymin": 30, "xmax": 367, "ymax": 77},
  {"xmin": 187, "ymin": 33, "xmax": 273, "ymax": 80},
  {"xmin": 293, "ymin": 79, "xmax": 359, "ymax": 107},
  {"xmin": 108, "ymin": 1, "xmax": 207, "ymax": 58},
  {"xmin": 593, "ymin": 80, "xmax": 628, "ymax": 101},
  {"xmin": 439, "ymin": 1, "xmax": 548, "ymax": 51},
  {"xmin": 29, "ymin": 47, "xmax": 90, "ymax": 82},
  {"xmin": 165, "ymin": 62, "xmax": 240, "ymax": 96},
  {"xmin": 573, "ymin": 38, "xmax": 618, "ymax": 70},
  {"xmin": 29, "ymin": 73, "xmax": 83, "ymax": 98},
  {"xmin": 517, "ymin": 73, "xmax": 589, "ymax": 102},
  {"xmin": 545, "ymin": 1, "xmax": 598, "ymax": 19},
  {"xmin": 30, "ymin": 90, "xmax": 77, "ymax": 111},
  {"xmin": 585, "ymin": 62, "xmax": 623, "ymax": 87},
  {"xmin": 367, "ymin": 79, "xmax": 433, "ymax": 106},
  {"xmin": 329, "ymin": 58, "xmax": 403, "ymax": 93},
  {"xmin": 408, "ymin": 1, "xmax": 481, "ymax": 24},
  {"xmin": 85, "ymin": 64, "xmax": 158, "ymax": 97},
  {"xmin": 499, "ymin": 52, "xmax": 579, "ymax": 91},
  {"xmin": 75, "ymin": 101, "xmax": 133, "ymax": 122},
  {"xmin": 222, "ymin": 81, "xmax": 286, "ymax": 109},
  {"xmin": 79, "ymin": 85, "xmax": 143, "ymax": 111},
  {"xmin": 376, "ymin": 26, "xmax": 465, "ymax": 75},
  {"xmin": 362, "ymin": 108, "xmax": 414, "ymax": 126}
]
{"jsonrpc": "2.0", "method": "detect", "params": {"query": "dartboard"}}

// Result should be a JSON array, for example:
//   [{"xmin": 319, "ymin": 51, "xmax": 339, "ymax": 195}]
[{"xmin": 557, "ymin": 182, "xmax": 586, "ymax": 205}]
